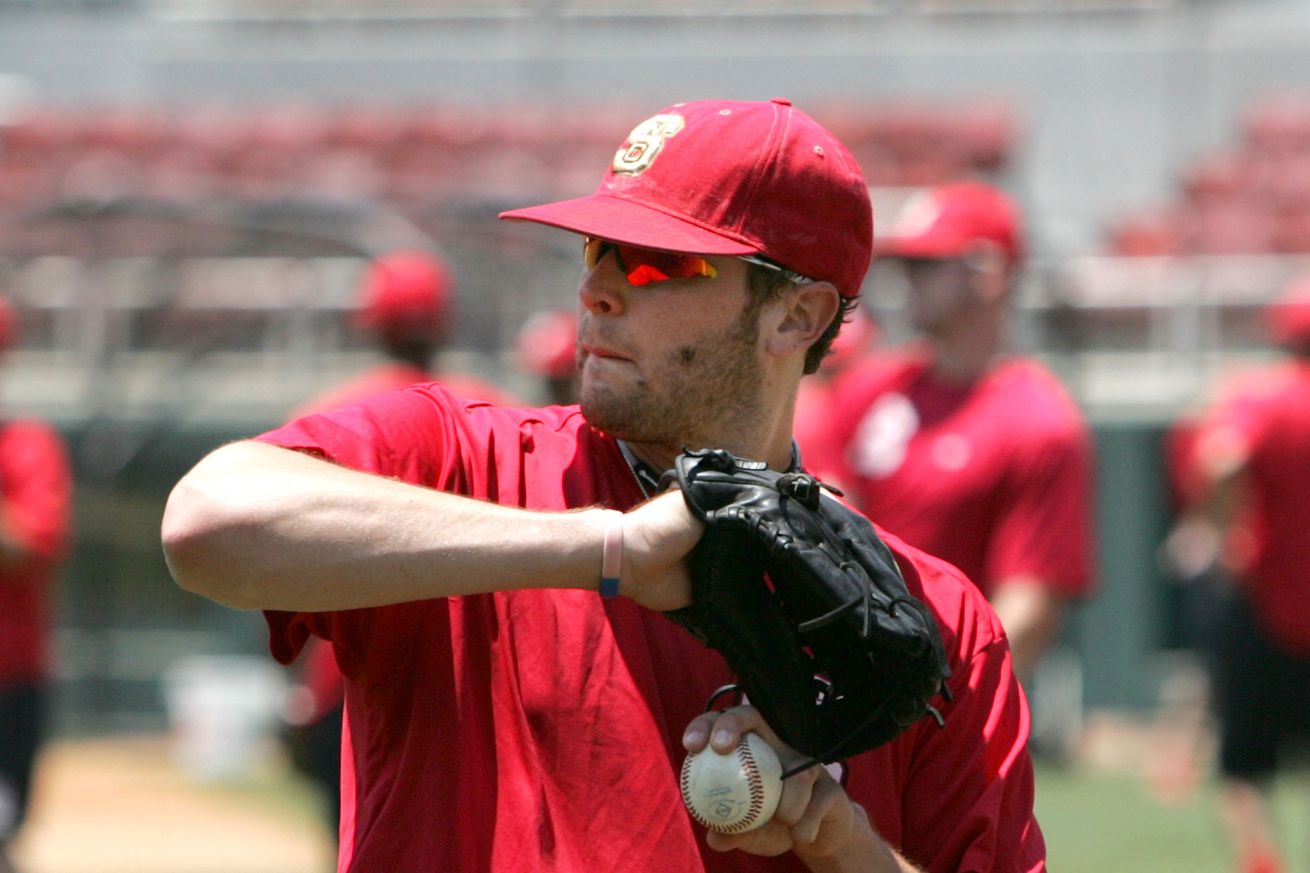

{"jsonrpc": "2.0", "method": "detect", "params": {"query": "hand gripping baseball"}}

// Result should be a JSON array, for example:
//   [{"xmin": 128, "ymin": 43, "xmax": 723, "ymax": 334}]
[{"xmin": 661, "ymin": 448, "xmax": 952, "ymax": 771}]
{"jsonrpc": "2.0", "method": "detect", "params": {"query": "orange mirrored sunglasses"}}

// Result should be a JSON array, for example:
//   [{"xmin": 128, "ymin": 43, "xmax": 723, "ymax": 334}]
[{"xmin": 583, "ymin": 237, "xmax": 718, "ymax": 286}]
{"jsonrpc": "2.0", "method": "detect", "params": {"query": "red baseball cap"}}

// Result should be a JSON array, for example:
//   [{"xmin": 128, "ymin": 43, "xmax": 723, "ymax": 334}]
[
  {"xmin": 354, "ymin": 251, "xmax": 452, "ymax": 335},
  {"xmin": 516, "ymin": 310, "xmax": 578, "ymax": 378},
  {"xmin": 1267, "ymin": 274, "xmax": 1310, "ymax": 346},
  {"xmin": 499, "ymin": 98, "xmax": 873, "ymax": 299},
  {"xmin": 877, "ymin": 181, "xmax": 1025, "ymax": 265}
]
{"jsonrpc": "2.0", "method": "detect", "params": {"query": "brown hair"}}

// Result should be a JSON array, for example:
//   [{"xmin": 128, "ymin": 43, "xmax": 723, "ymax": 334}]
[{"xmin": 745, "ymin": 264, "xmax": 860, "ymax": 375}]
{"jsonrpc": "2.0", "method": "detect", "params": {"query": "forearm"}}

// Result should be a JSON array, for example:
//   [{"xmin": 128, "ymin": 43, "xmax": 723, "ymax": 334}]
[
  {"xmin": 794, "ymin": 806, "xmax": 923, "ymax": 873},
  {"xmin": 989, "ymin": 579, "xmax": 1066, "ymax": 681},
  {"xmin": 161, "ymin": 440, "xmax": 612, "ymax": 611}
]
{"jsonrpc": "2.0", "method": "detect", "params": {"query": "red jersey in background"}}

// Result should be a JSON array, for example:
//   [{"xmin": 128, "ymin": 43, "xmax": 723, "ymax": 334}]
[{"xmin": 808, "ymin": 349, "xmax": 1095, "ymax": 600}]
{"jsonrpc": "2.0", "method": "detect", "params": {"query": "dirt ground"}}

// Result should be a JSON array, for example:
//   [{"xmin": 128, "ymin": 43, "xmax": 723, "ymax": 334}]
[{"xmin": 10, "ymin": 735, "xmax": 334, "ymax": 873}]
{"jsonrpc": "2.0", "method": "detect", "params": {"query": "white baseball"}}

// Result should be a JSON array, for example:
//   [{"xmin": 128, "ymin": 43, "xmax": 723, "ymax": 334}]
[{"xmin": 680, "ymin": 732, "xmax": 783, "ymax": 834}]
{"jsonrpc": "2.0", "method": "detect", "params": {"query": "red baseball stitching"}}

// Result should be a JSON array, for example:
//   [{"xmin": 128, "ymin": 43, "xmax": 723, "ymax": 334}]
[
  {"xmin": 735, "ymin": 735, "xmax": 766, "ymax": 833},
  {"xmin": 680, "ymin": 737, "xmax": 769, "ymax": 834}
]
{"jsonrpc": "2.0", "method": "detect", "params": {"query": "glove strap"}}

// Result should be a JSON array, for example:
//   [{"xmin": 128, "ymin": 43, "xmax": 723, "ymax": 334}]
[{"xmin": 599, "ymin": 510, "xmax": 624, "ymax": 598}]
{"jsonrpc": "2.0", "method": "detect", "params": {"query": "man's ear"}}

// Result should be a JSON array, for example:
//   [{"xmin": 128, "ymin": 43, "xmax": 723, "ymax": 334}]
[{"xmin": 764, "ymin": 282, "xmax": 841, "ymax": 359}]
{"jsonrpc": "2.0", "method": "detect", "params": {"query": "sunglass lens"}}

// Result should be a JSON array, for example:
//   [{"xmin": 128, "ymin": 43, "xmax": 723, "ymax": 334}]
[
  {"xmin": 582, "ymin": 238, "xmax": 717, "ymax": 285},
  {"xmin": 583, "ymin": 237, "xmax": 605, "ymax": 270},
  {"xmin": 615, "ymin": 245, "xmax": 716, "ymax": 283}
]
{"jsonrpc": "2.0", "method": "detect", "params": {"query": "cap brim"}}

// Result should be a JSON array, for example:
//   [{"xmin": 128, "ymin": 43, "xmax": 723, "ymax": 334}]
[
  {"xmin": 500, "ymin": 193, "xmax": 759, "ymax": 257},
  {"xmin": 874, "ymin": 235, "xmax": 968, "ymax": 260}
]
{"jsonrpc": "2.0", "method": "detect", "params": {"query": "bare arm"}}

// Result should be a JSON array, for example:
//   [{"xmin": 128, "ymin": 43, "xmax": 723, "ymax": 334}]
[
  {"xmin": 1201, "ymin": 464, "xmax": 1251, "ymax": 537},
  {"xmin": 988, "ymin": 578, "xmax": 1067, "ymax": 682},
  {"xmin": 682, "ymin": 707, "xmax": 924, "ymax": 873},
  {"xmin": 161, "ymin": 440, "xmax": 699, "ymax": 612}
]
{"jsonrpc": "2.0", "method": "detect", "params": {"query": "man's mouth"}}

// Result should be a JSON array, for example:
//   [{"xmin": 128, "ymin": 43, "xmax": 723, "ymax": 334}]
[{"xmin": 582, "ymin": 342, "xmax": 631, "ymax": 362}]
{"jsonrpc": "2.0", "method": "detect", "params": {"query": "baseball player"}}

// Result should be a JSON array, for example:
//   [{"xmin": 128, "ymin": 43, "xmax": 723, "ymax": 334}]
[
  {"xmin": 0, "ymin": 298, "xmax": 73, "ymax": 873},
  {"xmin": 162, "ymin": 99, "xmax": 1045, "ymax": 872},
  {"xmin": 514, "ymin": 309, "xmax": 579, "ymax": 405},
  {"xmin": 1172, "ymin": 278, "xmax": 1310, "ymax": 873},
  {"xmin": 295, "ymin": 249, "xmax": 515, "ymax": 416},
  {"xmin": 804, "ymin": 182, "xmax": 1096, "ymax": 682}
]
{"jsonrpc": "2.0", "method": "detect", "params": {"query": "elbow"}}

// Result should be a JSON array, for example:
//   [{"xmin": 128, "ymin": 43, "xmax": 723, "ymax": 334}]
[
  {"xmin": 160, "ymin": 446, "xmax": 266, "ymax": 609},
  {"xmin": 160, "ymin": 478, "xmax": 219, "ymax": 600}
]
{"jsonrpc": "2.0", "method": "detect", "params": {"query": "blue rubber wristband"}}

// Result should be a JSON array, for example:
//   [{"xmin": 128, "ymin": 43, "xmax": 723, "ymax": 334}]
[{"xmin": 600, "ymin": 510, "xmax": 623, "ymax": 599}]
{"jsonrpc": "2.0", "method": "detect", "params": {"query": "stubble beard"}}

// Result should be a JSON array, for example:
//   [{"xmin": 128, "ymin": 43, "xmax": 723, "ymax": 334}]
[{"xmin": 579, "ymin": 304, "xmax": 766, "ymax": 449}]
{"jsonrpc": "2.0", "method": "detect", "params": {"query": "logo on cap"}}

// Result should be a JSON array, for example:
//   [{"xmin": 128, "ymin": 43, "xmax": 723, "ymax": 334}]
[{"xmin": 613, "ymin": 113, "xmax": 686, "ymax": 175}]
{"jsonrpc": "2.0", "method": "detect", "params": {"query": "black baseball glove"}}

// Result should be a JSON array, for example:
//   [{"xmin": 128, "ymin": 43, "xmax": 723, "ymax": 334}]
[{"xmin": 662, "ymin": 448, "xmax": 951, "ymax": 773}]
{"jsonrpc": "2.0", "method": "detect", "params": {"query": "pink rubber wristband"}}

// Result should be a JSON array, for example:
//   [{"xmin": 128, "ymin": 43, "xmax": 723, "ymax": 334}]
[{"xmin": 600, "ymin": 510, "xmax": 623, "ymax": 598}]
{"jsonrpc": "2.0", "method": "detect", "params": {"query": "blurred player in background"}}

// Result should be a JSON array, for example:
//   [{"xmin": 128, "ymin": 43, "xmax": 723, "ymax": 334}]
[
  {"xmin": 296, "ymin": 249, "xmax": 514, "ymax": 416},
  {"xmin": 792, "ymin": 307, "xmax": 877, "ymax": 458},
  {"xmin": 1168, "ymin": 277, "xmax": 1310, "ymax": 873},
  {"xmin": 806, "ymin": 182, "xmax": 1096, "ymax": 683},
  {"xmin": 514, "ymin": 309, "xmax": 578, "ymax": 405},
  {"xmin": 282, "ymin": 249, "xmax": 514, "ymax": 851},
  {"xmin": 281, "ymin": 634, "xmax": 345, "ymax": 857},
  {"xmin": 163, "ymin": 99, "xmax": 1044, "ymax": 872},
  {"xmin": 1147, "ymin": 412, "xmax": 1222, "ymax": 804},
  {"xmin": 0, "ymin": 298, "xmax": 73, "ymax": 873}
]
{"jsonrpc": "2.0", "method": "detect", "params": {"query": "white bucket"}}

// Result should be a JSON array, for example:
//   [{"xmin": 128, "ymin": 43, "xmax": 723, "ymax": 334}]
[{"xmin": 162, "ymin": 654, "xmax": 288, "ymax": 782}]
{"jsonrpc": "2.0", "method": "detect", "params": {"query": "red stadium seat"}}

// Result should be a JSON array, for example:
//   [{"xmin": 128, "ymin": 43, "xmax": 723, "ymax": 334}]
[
  {"xmin": 953, "ymin": 103, "xmax": 1021, "ymax": 173},
  {"xmin": 1179, "ymin": 151, "xmax": 1257, "ymax": 206},
  {"xmin": 1184, "ymin": 202, "xmax": 1279, "ymax": 255},
  {"xmin": 1241, "ymin": 94, "xmax": 1310, "ymax": 157},
  {"xmin": 1274, "ymin": 208, "xmax": 1310, "ymax": 253},
  {"xmin": 1105, "ymin": 208, "xmax": 1185, "ymax": 257},
  {"xmin": 83, "ymin": 107, "xmax": 173, "ymax": 158},
  {"xmin": 325, "ymin": 105, "xmax": 410, "ymax": 154}
]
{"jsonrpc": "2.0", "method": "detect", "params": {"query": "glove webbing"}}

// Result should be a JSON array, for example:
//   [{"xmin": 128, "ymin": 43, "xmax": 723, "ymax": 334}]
[{"xmin": 703, "ymin": 677, "xmax": 950, "ymax": 781}]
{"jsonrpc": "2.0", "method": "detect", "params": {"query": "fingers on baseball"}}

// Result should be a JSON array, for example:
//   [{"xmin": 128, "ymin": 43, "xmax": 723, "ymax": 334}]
[
  {"xmin": 701, "ymin": 768, "xmax": 838, "ymax": 855},
  {"xmin": 681, "ymin": 714, "xmax": 714, "ymax": 752},
  {"xmin": 710, "ymin": 706, "xmax": 784, "ymax": 751}
]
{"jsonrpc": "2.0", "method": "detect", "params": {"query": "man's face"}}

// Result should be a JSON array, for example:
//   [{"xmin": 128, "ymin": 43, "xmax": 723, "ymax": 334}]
[
  {"xmin": 574, "ymin": 242, "xmax": 768, "ymax": 449},
  {"xmin": 899, "ymin": 256, "xmax": 979, "ymax": 336}
]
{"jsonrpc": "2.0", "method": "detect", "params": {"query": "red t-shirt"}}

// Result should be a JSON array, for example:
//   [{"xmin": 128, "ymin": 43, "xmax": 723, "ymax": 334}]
[
  {"xmin": 292, "ymin": 362, "xmax": 516, "ymax": 417},
  {"xmin": 257, "ymin": 383, "xmax": 1045, "ymax": 873},
  {"xmin": 0, "ymin": 420, "xmax": 73, "ymax": 687},
  {"xmin": 288, "ymin": 365, "xmax": 518, "ymax": 718},
  {"xmin": 806, "ymin": 351, "xmax": 1095, "ymax": 599},
  {"xmin": 1190, "ymin": 360, "xmax": 1310, "ymax": 654}
]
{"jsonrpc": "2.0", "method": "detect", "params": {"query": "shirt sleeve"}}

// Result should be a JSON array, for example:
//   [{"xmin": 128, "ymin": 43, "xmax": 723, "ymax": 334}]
[
  {"xmin": 257, "ymin": 384, "xmax": 456, "ymax": 484},
  {"xmin": 899, "ymin": 635, "xmax": 1046, "ymax": 873},
  {"xmin": 0, "ymin": 421, "xmax": 73, "ymax": 565},
  {"xmin": 1189, "ymin": 386, "xmax": 1271, "ymax": 485},
  {"xmin": 254, "ymin": 385, "xmax": 460, "ymax": 663},
  {"xmin": 985, "ymin": 421, "xmax": 1096, "ymax": 597}
]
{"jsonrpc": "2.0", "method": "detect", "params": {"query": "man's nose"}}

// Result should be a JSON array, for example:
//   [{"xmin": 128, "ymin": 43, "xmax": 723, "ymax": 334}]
[{"xmin": 579, "ymin": 265, "xmax": 627, "ymax": 316}]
